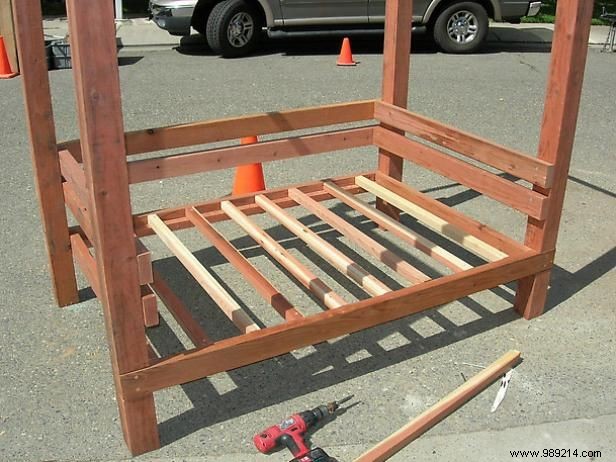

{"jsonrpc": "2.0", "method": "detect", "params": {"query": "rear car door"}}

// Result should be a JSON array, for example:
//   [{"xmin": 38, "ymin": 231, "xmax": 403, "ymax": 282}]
[
  {"xmin": 368, "ymin": 0, "xmax": 431, "ymax": 22},
  {"xmin": 279, "ymin": 0, "xmax": 369, "ymax": 25}
]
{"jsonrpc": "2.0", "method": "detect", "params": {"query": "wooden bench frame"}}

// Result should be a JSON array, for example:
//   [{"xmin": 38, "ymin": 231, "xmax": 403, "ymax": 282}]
[{"xmin": 13, "ymin": 0, "xmax": 593, "ymax": 455}]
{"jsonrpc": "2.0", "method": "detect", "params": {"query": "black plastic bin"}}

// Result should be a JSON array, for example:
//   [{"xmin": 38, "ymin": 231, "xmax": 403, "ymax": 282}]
[{"xmin": 44, "ymin": 39, "xmax": 71, "ymax": 70}]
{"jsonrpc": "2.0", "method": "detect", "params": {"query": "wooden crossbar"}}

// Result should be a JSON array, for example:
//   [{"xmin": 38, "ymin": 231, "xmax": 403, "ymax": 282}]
[
  {"xmin": 221, "ymin": 200, "xmax": 347, "ymax": 310},
  {"xmin": 322, "ymin": 181, "xmax": 473, "ymax": 272},
  {"xmin": 255, "ymin": 195, "xmax": 392, "ymax": 297},
  {"xmin": 373, "ymin": 127, "xmax": 549, "ymax": 220},
  {"xmin": 186, "ymin": 206, "xmax": 304, "ymax": 322},
  {"xmin": 357, "ymin": 176, "xmax": 509, "ymax": 262},
  {"xmin": 148, "ymin": 214, "xmax": 260, "ymax": 334},
  {"xmin": 288, "ymin": 188, "xmax": 430, "ymax": 284},
  {"xmin": 374, "ymin": 101, "xmax": 555, "ymax": 188}
]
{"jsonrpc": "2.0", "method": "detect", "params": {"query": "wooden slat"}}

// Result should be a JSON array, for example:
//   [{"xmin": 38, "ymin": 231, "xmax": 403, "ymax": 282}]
[
  {"xmin": 119, "ymin": 250, "xmax": 553, "ymax": 398},
  {"xmin": 322, "ymin": 181, "xmax": 473, "ymax": 272},
  {"xmin": 70, "ymin": 233, "xmax": 100, "ymax": 296},
  {"xmin": 141, "ymin": 285, "xmax": 159, "ymax": 328},
  {"xmin": 60, "ymin": 100, "xmax": 376, "ymax": 160},
  {"xmin": 148, "ymin": 214, "xmax": 260, "ymax": 334},
  {"xmin": 255, "ymin": 195, "xmax": 391, "ymax": 296},
  {"xmin": 135, "ymin": 239, "xmax": 153, "ymax": 285},
  {"xmin": 133, "ymin": 172, "xmax": 374, "ymax": 238},
  {"xmin": 354, "ymin": 350, "xmax": 522, "ymax": 462},
  {"xmin": 374, "ymin": 127, "xmax": 549, "ymax": 220},
  {"xmin": 516, "ymin": 0, "xmax": 594, "ymax": 320},
  {"xmin": 372, "ymin": 173, "xmax": 529, "ymax": 257},
  {"xmin": 127, "ymin": 127, "xmax": 373, "ymax": 184},
  {"xmin": 63, "ymin": 182, "xmax": 94, "ymax": 242},
  {"xmin": 0, "ymin": 0, "xmax": 18, "ymax": 73},
  {"xmin": 186, "ymin": 207, "xmax": 303, "ymax": 322},
  {"xmin": 288, "ymin": 188, "xmax": 430, "ymax": 284},
  {"xmin": 58, "ymin": 149, "xmax": 88, "ymax": 203},
  {"xmin": 13, "ymin": 0, "xmax": 79, "ymax": 306},
  {"xmin": 221, "ymin": 200, "xmax": 346, "ymax": 310},
  {"xmin": 150, "ymin": 269, "xmax": 212, "ymax": 347},
  {"xmin": 356, "ymin": 176, "xmax": 508, "ymax": 262},
  {"xmin": 375, "ymin": 101, "xmax": 555, "ymax": 188}
]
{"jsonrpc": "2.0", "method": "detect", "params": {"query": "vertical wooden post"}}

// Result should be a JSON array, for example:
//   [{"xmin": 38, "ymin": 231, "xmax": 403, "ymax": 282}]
[
  {"xmin": 13, "ymin": 0, "xmax": 78, "ymax": 306},
  {"xmin": 1, "ymin": 0, "xmax": 19, "ymax": 73},
  {"xmin": 376, "ymin": 0, "xmax": 413, "ymax": 219},
  {"xmin": 65, "ymin": 0, "xmax": 159, "ymax": 454},
  {"xmin": 515, "ymin": 0, "xmax": 593, "ymax": 320}
]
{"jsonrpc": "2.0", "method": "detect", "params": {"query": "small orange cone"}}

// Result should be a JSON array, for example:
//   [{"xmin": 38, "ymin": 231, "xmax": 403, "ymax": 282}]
[
  {"xmin": 0, "ymin": 36, "xmax": 18, "ymax": 79},
  {"xmin": 337, "ymin": 37, "xmax": 356, "ymax": 66},
  {"xmin": 232, "ymin": 136, "xmax": 265, "ymax": 195}
]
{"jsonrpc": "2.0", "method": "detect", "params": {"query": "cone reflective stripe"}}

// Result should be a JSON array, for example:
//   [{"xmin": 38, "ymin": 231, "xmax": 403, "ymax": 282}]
[
  {"xmin": 337, "ymin": 37, "xmax": 356, "ymax": 66},
  {"xmin": 232, "ymin": 136, "xmax": 266, "ymax": 195},
  {"xmin": 0, "ymin": 36, "xmax": 18, "ymax": 79}
]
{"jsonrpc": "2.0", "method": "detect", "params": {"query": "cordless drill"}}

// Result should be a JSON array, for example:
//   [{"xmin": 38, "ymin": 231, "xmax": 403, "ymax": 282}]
[{"xmin": 253, "ymin": 397, "xmax": 351, "ymax": 461}]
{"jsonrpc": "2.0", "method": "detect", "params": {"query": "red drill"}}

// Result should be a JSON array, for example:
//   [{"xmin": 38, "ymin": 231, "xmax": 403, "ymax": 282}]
[{"xmin": 253, "ymin": 397, "xmax": 352, "ymax": 459}]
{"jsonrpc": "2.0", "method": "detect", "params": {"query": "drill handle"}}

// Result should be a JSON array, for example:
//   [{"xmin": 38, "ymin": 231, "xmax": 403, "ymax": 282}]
[{"xmin": 279, "ymin": 433, "xmax": 310, "ymax": 457}]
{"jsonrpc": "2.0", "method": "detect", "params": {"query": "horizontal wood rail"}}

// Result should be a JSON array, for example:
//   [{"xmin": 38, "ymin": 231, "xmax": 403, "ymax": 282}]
[
  {"xmin": 127, "ymin": 126, "xmax": 374, "ymax": 184},
  {"xmin": 322, "ymin": 181, "xmax": 473, "ymax": 273},
  {"xmin": 374, "ymin": 101, "xmax": 554, "ymax": 188},
  {"xmin": 132, "ymin": 172, "xmax": 374, "ymax": 237},
  {"xmin": 59, "ymin": 100, "xmax": 377, "ymax": 161},
  {"xmin": 371, "ymin": 173, "xmax": 528, "ymax": 257},
  {"xmin": 59, "ymin": 149, "xmax": 88, "ymax": 204},
  {"xmin": 373, "ymin": 127, "xmax": 549, "ymax": 220},
  {"xmin": 63, "ymin": 182, "xmax": 93, "ymax": 241},
  {"xmin": 120, "ymin": 249, "xmax": 553, "ymax": 398}
]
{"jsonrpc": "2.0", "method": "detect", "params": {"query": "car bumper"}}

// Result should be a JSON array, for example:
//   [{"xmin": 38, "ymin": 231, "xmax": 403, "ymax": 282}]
[
  {"xmin": 150, "ymin": 4, "xmax": 193, "ymax": 35},
  {"xmin": 527, "ymin": 2, "xmax": 542, "ymax": 17}
]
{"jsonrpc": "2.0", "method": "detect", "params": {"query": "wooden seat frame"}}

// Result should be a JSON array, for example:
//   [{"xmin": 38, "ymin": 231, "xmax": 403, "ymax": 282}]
[{"xmin": 13, "ymin": 0, "xmax": 593, "ymax": 456}]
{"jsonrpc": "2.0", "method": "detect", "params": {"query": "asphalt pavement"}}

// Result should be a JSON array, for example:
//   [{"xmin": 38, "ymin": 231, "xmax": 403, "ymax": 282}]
[{"xmin": 1, "ymin": 26, "xmax": 615, "ymax": 462}]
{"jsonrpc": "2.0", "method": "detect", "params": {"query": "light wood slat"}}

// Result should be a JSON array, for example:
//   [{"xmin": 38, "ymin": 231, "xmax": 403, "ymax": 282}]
[
  {"xmin": 374, "ymin": 127, "xmax": 549, "ymax": 220},
  {"xmin": 59, "ymin": 100, "xmax": 376, "ymax": 160},
  {"xmin": 221, "ymin": 200, "xmax": 346, "ymax": 310},
  {"xmin": 133, "ymin": 172, "xmax": 374, "ymax": 237},
  {"xmin": 70, "ymin": 233, "xmax": 100, "ymax": 296},
  {"xmin": 150, "ymin": 270, "xmax": 212, "ymax": 347},
  {"xmin": 147, "ymin": 214, "xmax": 260, "ymax": 334},
  {"xmin": 141, "ymin": 285, "xmax": 159, "ymax": 328},
  {"xmin": 255, "ymin": 195, "xmax": 391, "ymax": 296},
  {"xmin": 356, "ymin": 177, "xmax": 508, "ymax": 262},
  {"xmin": 375, "ymin": 101, "xmax": 555, "ymax": 188},
  {"xmin": 354, "ymin": 350, "xmax": 522, "ymax": 462},
  {"xmin": 119, "ymin": 250, "xmax": 553, "ymax": 398},
  {"xmin": 322, "ymin": 181, "xmax": 473, "ymax": 272},
  {"xmin": 288, "ymin": 188, "xmax": 430, "ymax": 284},
  {"xmin": 186, "ymin": 207, "xmax": 303, "ymax": 322},
  {"xmin": 127, "ymin": 127, "xmax": 373, "ymax": 184}
]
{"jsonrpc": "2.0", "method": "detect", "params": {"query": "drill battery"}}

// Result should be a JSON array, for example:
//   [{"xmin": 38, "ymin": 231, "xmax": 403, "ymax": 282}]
[{"xmin": 289, "ymin": 447, "xmax": 338, "ymax": 462}]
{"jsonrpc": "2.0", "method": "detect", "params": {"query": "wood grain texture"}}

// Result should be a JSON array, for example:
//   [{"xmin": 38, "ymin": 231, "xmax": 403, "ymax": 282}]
[
  {"xmin": 256, "ymin": 195, "xmax": 392, "ymax": 296},
  {"xmin": 515, "ymin": 0, "xmax": 593, "ymax": 320},
  {"xmin": 354, "ymin": 350, "xmax": 521, "ymax": 462},
  {"xmin": 119, "ymin": 250, "xmax": 551, "ymax": 397},
  {"xmin": 323, "ymin": 181, "xmax": 472, "ymax": 272},
  {"xmin": 127, "ymin": 127, "xmax": 373, "ymax": 184},
  {"xmin": 221, "ymin": 200, "xmax": 347, "ymax": 310},
  {"xmin": 65, "ymin": 0, "xmax": 159, "ymax": 453},
  {"xmin": 135, "ymin": 239, "xmax": 154, "ymax": 285},
  {"xmin": 141, "ymin": 285, "xmax": 159, "ymax": 328},
  {"xmin": 0, "ymin": 0, "xmax": 18, "ymax": 73},
  {"xmin": 187, "ymin": 207, "xmax": 303, "ymax": 321},
  {"xmin": 13, "ymin": 0, "xmax": 78, "ymax": 306},
  {"xmin": 150, "ymin": 270, "xmax": 213, "ymax": 347},
  {"xmin": 374, "ymin": 127, "xmax": 548, "ymax": 220},
  {"xmin": 371, "ymin": 173, "xmax": 527, "ymax": 257},
  {"xmin": 374, "ymin": 102, "xmax": 554, "ymax": 188},
  {"xmin": 70, "ymin": 233, "xmax": 100, "ymax": 296},
  {"xmin": 63, "ymin": 181, "xmax": 93, "ymax": 242},
  {"xmin": 357, "ymin": 176, "xmax": 508, "ymax": 262},
  {"xmin": 288, "ymin": 188, "xmax": 430, "ymax": 284},
  {"xmin": 148, "ymin": 214, "xmax": 260, "ymax": 334}
]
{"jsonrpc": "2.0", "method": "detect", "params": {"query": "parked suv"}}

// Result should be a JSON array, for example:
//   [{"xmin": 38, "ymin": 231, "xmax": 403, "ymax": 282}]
[{"xmin": 150, "ymin": 0, "xmax": 541, "ymax": 57}]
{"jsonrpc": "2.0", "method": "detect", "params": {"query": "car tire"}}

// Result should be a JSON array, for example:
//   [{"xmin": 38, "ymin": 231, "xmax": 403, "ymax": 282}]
[
  {"xmin": 432, "ymin": 2, "xmax": 488, "ymax": 53},
  {"xmin": 206, "ymin": 0, "xmax": 262, "ymax": 58}
]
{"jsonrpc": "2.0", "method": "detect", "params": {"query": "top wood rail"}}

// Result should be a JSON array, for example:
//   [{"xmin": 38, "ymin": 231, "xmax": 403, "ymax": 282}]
[
  {"xmin": 374, "ymin": 101, "xmax": 555, "ymax": 188},
  {"xmin": 59, "ymin": 100, "xmax": 376, "ymax": 160}
]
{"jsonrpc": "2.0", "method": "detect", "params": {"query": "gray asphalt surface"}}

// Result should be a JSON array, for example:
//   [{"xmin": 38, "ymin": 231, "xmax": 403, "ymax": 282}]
[{"xmin": 1, "ymin": 38, "xmax": 615, "ymax": 461}]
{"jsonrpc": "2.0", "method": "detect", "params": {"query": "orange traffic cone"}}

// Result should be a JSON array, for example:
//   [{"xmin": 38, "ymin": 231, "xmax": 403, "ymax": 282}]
[
  {"xmin": 232, "ymin": 136, "xmax": 266, "ymax": 195},
  {"xmin": 337, "ymin": 37, "xmax": 356, "ymax": 66},
  {"xmin": 0, "ymin": 36, "xmax": 18, "ymax": 79}
]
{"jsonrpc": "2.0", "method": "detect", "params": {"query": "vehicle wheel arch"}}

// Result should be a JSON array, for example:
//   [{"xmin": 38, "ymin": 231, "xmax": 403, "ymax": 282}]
[
  {"xmin": 192, "ymin": 0, "xmax": 272, "ymax": 34},
  {"xmin": 423, "ymin": 0, "xmax": 500, "ymax": 25}
]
